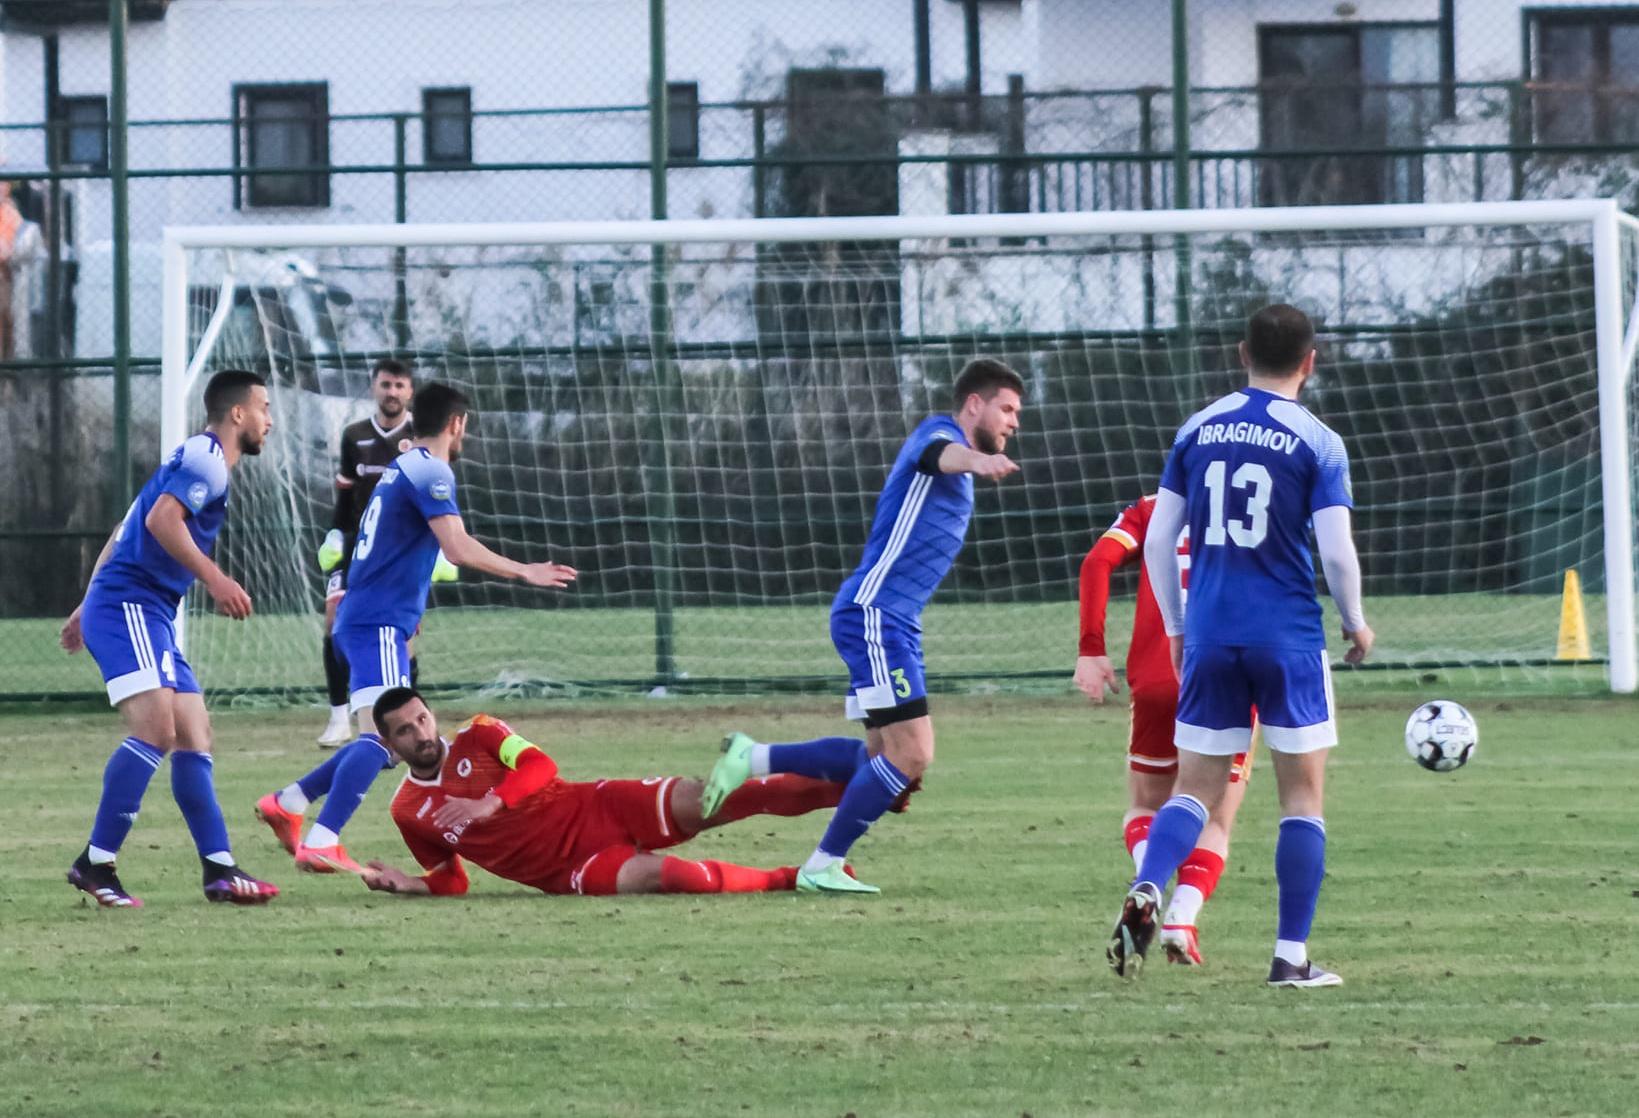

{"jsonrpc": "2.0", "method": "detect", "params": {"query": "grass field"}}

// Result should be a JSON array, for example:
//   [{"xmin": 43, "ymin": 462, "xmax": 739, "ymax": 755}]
[
  {"xmin": 0, "ymin": 590, "xmax": 1613, "ymax": 699},
  {"xmin": 5, "ymin": 687, "xmax": 1638, "ymax": 1117}
]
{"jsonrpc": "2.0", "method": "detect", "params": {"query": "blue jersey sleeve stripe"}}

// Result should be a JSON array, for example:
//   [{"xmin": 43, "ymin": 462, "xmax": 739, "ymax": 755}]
[{"xmin": 852, "ymin": 471, "xmax": 934, "ymax": 607}]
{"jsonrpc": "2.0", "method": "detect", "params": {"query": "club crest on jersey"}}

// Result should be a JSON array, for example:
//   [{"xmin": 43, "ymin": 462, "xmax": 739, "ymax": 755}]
[
  {"xmin": 430, "ymin": 480, "xmax": 452, "ymax": 501},
  {"xmin": 186, "ymin": 481, "xmax": 209, "ymax": 510},
  {"xmin": 456, "ymin": 757, "xmax": 473, "ymax": 777}
]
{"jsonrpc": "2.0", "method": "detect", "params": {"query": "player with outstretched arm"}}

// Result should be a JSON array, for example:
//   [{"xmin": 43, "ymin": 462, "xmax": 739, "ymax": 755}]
[
  {"xmin": 1104, "ymin": 304, "xmax": 1372, "ymax": 987},
  {"xmin": 357, "ymin": 688, "xmax": 847, "ymax": 899},
  {"xmin": 62, "ymin": 369, "xmax": 280, "ymax": 907},
  {"xmin": 699, "ymin": 359, "xmax": 1024, "ymax": 895},
  {"xmin": 255, "ymin": 382, "xmax": 577, "ymax": 874}
]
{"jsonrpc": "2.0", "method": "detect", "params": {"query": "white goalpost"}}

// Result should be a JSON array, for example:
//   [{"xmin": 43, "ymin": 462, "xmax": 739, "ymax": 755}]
[{"xmin": 161, "ymin": 199, "xmax": 1639, "ymax": 699}]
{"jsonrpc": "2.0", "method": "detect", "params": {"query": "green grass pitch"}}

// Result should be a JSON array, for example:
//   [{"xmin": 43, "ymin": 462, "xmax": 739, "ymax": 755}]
[{"xmin": 4, "ymin": 687, "xmax": 1637, "ymax": 1116}]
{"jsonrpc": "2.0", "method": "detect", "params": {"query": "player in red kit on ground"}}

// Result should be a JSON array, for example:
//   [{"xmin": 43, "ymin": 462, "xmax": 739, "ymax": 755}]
[
  {"xmin": 1074, "ymin": 494, "xmax": 1254, "ymax": 965},
  {"xmin": 336, "ymin": 687, "xmax": 848, "ymax": 898}
]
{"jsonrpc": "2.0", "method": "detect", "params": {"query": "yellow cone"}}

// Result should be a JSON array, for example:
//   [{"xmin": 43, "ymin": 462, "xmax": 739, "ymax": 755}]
[{"xmin": 1556, "ymin": 568, "xmax": 1592, "ymax": 661}]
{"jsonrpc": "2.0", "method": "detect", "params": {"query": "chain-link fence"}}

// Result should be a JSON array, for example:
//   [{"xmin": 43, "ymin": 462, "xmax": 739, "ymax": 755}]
[{"xmin": 2, "ymin": 0, "xmax": 1636, "ymax": 695}]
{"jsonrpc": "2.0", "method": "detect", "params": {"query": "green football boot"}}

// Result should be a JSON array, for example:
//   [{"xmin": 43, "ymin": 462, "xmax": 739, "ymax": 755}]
[
  {"xmin": 796, "ymin": 861, "xmax": 880, "ymax": 896},
  {"xmin": 700, "ymin": 731, "xmax": 756, "ymax": 819}
]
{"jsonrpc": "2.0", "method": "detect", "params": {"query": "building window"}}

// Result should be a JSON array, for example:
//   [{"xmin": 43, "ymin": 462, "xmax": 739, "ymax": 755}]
[
  {"xmin": 1531, "ymin": 9, "xmax": 1639, "ymax": 143},
  {"xmin": 58, "ymin": 95, "xmax": 108, "ymax": 169},
  {"xmin": 1258, "ymin": 23, "xmax": 1439, "ymax": 207},
  {"xmin": 235, "ymin": 83, "xmax": 329, "ymax": 208},
  {"xmin": 422, "ymin": 86, "xmax": 472, "ymax": 165},
  {"xmin": 666, "ymin": 82, "xmax": 700, "ymax": 162}
]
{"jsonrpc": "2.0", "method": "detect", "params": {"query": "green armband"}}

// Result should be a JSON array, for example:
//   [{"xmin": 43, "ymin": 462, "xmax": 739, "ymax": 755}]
[{"xmin": 497, "ymin": 734, "xmax": 535, "ymax": 769}]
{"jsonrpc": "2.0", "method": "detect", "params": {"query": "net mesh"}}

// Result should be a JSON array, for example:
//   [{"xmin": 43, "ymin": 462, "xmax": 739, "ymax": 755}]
[{"xmin": 174, "ymin": 214, "xmax": 1639, "ymax": 702}]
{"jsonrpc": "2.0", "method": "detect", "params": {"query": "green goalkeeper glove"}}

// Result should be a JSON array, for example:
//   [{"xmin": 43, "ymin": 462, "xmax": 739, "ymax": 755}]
[
  {"xmin": 317, "ymin": 529, "xmax": 345, "ymax": 572},
  {"xmin": 432, "ymin": 549, "xmax": 459, "ymax": 583}
]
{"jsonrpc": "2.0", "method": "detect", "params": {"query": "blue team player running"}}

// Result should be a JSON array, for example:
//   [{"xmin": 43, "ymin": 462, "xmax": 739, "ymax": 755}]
[
  {"xmin": 700, "ymin": 359, "xmax": 1024, "ymax": 895},
  {"xmin": 254, "ymin": 383, "xmax": 578, "ymax": 874},
  {"xmin": 1106, "ymin": 304, "xmax": 1373, "ymax": 986},
  {"xmin": 62, "ymin": 369, "xmax": 281, "ymax": 907}
]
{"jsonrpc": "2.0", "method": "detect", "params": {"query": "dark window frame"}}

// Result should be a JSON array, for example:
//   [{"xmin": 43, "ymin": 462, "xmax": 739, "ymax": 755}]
[
  {"xmin": 57, "ymin": 93, "xmax": 108, "ymax": 169},
  {"xmin": 1525, "ymin": 5, "xmax": 1639, "ymax": 143},
  {"xmin": 233, "ymin": 81, "xmax": 330, "ymax": 209},
  {"xmin": 1256, "ymin": 20, "xmax": 1440, "ymax": 207},
  {"xmin": 422, "ymin": 85, "xmax": 473, "ymax": 165},
  {"xmin": 666, "ymin": 81, "xmax": 700, "ymax": 162}
]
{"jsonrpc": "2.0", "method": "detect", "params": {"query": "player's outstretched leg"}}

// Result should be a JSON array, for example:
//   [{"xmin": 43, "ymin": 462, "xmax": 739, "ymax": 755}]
[
  {"xmin": 293, "ymin": 733, "xmax": 390, "ymax": 873},
  {"xmin": 68, "ymin": 734, "xmax": 164, "ymax": 908},
  {"xmin": 702, "ymin": 732, "xmax": 866, "ymax": 819},
  {"xmin": 796, "ymin": 721, "xmax": 929, "ymax": 897}
]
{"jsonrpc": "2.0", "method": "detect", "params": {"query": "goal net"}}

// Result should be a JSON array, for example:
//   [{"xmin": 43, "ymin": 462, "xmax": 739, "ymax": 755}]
[{"xmin": 162, "ymin": 201, "xmax": 1639, "ymax": 702}]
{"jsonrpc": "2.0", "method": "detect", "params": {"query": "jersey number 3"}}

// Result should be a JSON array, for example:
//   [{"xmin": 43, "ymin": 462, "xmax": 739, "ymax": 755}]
[
  {"xmin": 354, "ymin": 495, "xmax": 384, "ymax": 561},
  {"xmin": 1203, "ymin": 460, "xmax": 1271, "ymax": 548}
]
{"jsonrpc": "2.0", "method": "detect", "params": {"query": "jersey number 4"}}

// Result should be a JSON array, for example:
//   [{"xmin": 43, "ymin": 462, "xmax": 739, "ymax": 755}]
[
  {"xmin": 354, "ymin": 495, "xmax": 384, "ymax": 561},
  {"xmin": 1202, "ymin": 460, "xmax": 1271, "ymax": 548}
]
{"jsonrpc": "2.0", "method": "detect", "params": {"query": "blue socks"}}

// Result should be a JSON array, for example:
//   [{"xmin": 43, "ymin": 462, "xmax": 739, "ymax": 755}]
[
  {"xmin": 295, "ymin": 748, "xmax": 348, "ymax": 802},
  {"xmin": 817, "ymin": 753, "xmax": 910, "ymax": 859},
  {"xmin": 1133, "ymin": 794, "xmax": 1209, "ymax": 891},
  {"xmin": 88, "ymin": 737, "xmax": 164, "ymax": 860},
  {"xmin": 312, "ymin": 735, "xmax": 392, "ymax": 837},
  {"xmin": 170, "ymin": 750, "xmax": 233, "ymax": 864},
  {"xmin": 768, "ymin": 737, "xmax": 867, "ymax": 782},
  {"xmin": 1275, "ymin": 816, "xmax": 1327, "ymax": 943}
]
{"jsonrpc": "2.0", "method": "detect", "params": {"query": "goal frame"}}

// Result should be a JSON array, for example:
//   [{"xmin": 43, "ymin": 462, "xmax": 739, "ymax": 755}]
[{"xmin": 161, "ymin": 198, "xmax": 1639, "ymax": 693}]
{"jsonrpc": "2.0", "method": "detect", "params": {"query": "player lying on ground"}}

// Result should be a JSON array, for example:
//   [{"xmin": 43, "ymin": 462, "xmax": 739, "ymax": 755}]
[
  {"xmin": 1104, "ymin": 304, "xmax": 1372, "ymax": 988},
  {"xmin": 700, "ymin": 358, "xmax": 1024, "ymax": 896},
  {"xmin": 256, "ymin": 383, "xmax": 576, "ymax": 875},
  {"xmin": 61, "ymin": 369, "xmax": 280, "ymax": 907},
  {"xmin": 1075, "ymin": 492, "xmax": 1255, "ymax": 966},
  {"xmin": 272, "ymin": 687, "xmax": 853, "ymax": 898}
]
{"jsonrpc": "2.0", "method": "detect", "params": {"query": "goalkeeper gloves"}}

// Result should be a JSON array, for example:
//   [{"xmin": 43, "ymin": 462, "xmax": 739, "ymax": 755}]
[
  {"xmin": 431, "ymin": 549, "xmax": 459, "ymax": 583},
  {"xmin": 317, "ymin": 529, "xmax": 345, "ymax": 572}
]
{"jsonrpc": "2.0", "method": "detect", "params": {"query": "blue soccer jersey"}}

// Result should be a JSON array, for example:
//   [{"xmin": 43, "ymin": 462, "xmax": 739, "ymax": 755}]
[
  {"xmin": 1158, "ymin": 387, "xmax": 1352, "ymax": 651},
  {"xmin": 91, "ymin": 432, "xmax": 230, "ymax": 610},
  {"xmin": 833, "ymin": 415, "xmax": 975, "ymax": 627},
  {"xmin": 334, "ymin": 447, "xmax": 459, "ymax": 636}
]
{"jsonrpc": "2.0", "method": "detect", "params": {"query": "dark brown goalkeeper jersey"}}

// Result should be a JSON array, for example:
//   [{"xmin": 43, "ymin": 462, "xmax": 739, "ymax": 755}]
[{"xmin": 333, "ymin": 414, "xmax": 414, "ymax": 539}]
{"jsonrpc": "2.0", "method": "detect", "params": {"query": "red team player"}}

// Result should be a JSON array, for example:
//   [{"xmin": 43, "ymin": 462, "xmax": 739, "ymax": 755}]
[
  {"xmin": 1074, "ymin": 494, "xmax": 1253, "ymax": 965},
  {"xmin": 319, "ymin": 688, "xmax": 847, "ymax": 899}
]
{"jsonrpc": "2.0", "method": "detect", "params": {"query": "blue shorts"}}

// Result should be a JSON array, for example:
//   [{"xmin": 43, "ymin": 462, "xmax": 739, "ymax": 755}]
[
  {"xmin": 332, "ymin": 623, "xmax": 412, "ymax": 713},
  {"xmin": 830, "ymin": 605, "xmax": 926, "ymax": 721},
  {"xmin": 1175, "ymin": 644, "xmax": 1335, "ymax": 755},
  {"xmin": 80, "ymin": 593, "xmax": 200, "ymax": 706}
]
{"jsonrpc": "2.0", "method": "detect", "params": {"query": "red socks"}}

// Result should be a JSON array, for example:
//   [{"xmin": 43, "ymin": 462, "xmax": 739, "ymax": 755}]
[
  {"xmin": 715, "ymin": 774, "xmax": 842, "ymax": 824},
  {"xmin": 1124, "ymin": 814, "xmax": 1154, "ymax": 856},
  {"xmin": 1176, "ymin": 848, "xmax": 1226, "ymax": 901},
  {"xmin": 658, "ymin": 857, "xmax": 797, "ymax": 894}
]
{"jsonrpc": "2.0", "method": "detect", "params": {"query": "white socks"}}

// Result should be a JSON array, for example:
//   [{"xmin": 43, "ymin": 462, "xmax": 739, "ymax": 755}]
[
  {"xmin": 749, "ymin": 743, "xmax": 772, "ymax": 778},
  {"xmin": 1165, "ymin": 884, "xmax": 1204, "ymax": 927},
  {"xmin": 801, "ymin": 850, "xmax": 841, "ymax": 874},
  {"xmin": 304, "ymin": 824, "xmax": 341, "ymax": 849},
  {"xmin": 1274, "ymin": 938, "xmax": 1307, "ymax": 966},
  {"xmin": 276, "ymin": 784, "xmax": 310, "ymax": 814}
]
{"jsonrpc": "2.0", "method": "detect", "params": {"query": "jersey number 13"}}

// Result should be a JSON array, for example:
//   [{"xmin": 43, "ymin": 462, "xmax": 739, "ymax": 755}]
[{"xmin": 1202, "ymin": 460, "xmax": 1271, "ymax": 548}]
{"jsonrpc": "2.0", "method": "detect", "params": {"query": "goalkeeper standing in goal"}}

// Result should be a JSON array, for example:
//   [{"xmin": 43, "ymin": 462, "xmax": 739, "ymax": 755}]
[
  {"xmin": 699, "ymin": 359, "xmax": 1024, "ymax": 895},
  {"xmin": 316, "ymin": 358, "xmax": 417, "ymax": 746},
  {"xmin": 1104, "ymin": 305, "xmax": 1372, "ymax": 986},
  {"xmin": 256, "ymin": 382, "xmax": 577, "ymax": 874}
]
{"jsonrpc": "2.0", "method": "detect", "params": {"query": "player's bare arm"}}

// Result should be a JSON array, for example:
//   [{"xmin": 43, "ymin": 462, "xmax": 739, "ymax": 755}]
[
  {"xmin": 428, "ymin": 514, "xmax": 577, "ymax": 589},
  {"xmin": 361, "ymin": 859, "xmax": 432, "ymax": 895},
  {"xmin": 60, "ymin": 523, "xmax": 125, "ymax": 651},
  {"xmin": 934, "ymin": 441, "xmax": 1018, "ymax": 480},
  {"xmin": 146, "ymin": 494, "xmax": 253, "ymax": 619}
]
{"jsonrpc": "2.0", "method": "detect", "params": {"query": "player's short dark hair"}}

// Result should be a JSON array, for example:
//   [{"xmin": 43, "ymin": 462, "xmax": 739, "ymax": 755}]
[
  {"xmin": 203, "ymin": 369, "xmax": 265, "ymax": 423},
  {"xmin": 373, "ymin": 358, "xmax": 412, "ymax": 382},
  {"xmin": 952, "ymin": 358, "xmax": 1025, "ymax": 411},
  {"xmin": 410, "ymin": 383, "xmax": 470, "ymax": 438},
  {"xmin": 373, "ymin": 686, "xmax": 425, "ymax": 735},
  {"xmin": 1244, "ymin": 304, "xmax": 1316, "ymax": 375}
]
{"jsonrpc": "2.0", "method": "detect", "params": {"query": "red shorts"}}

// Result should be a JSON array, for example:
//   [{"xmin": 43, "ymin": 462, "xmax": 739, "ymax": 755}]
[
  {"xmin": 1129, "ymin": 686, "xmax": 1253, "ymax": 783},
  {"xmin": 533, "ymin": 777, "xmax": 689, "ymax": 896}
]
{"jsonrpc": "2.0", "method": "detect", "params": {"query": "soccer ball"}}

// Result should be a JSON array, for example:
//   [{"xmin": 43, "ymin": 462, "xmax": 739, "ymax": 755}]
[{"xmin": 1404, "ymin": 700, "xmax": 1478, "ymax": 772}]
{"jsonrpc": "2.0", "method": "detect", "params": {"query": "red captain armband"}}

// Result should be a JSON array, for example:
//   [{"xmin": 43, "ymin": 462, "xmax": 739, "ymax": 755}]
[{"xmin": 420, "ymin": 858, "xmax": 470, "ymax": 897}]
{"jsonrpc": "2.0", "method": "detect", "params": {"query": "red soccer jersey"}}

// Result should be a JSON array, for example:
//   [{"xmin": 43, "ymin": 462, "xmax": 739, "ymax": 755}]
[
  {"xmin": 1078, "ymin": 494, "xmax": 1190, "ymax": 693},
  {"xmin": 389, "ymin": 714, "xmax": 604, "ymax": 891}
]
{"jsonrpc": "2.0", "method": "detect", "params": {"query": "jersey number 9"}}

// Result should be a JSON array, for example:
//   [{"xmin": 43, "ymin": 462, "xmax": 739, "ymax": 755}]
[
  {"xmin": 1203, "ymin": 460, "xmax": 1271, "ymax": 549},
  {"xmin": 354, "ymin": 495, "xmax": 383, "ymax": 561}
]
